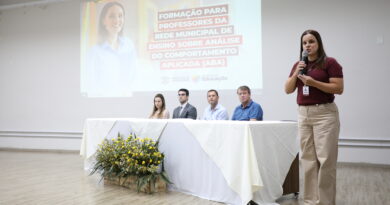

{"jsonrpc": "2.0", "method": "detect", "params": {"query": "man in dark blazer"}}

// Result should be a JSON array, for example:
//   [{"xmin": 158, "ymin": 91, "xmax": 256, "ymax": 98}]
[{"xmin": 172, "ymin": 88, "xmax": 197, "ymax": 119}]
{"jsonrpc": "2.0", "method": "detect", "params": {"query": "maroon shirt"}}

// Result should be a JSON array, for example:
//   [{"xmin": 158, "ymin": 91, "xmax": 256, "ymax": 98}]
[{"xmin": 289, "ymin": 57, "xmax": 343, "ymax": 105}]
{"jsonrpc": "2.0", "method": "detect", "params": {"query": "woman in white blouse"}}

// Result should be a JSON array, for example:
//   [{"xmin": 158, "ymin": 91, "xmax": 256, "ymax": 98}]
[{"xmin": 149, "ymin": 94, "xmax": 170, "ymax": 119}]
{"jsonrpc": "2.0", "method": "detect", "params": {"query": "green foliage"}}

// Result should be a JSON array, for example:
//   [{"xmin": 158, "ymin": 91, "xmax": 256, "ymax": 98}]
[{"xmin": 90, "ymin": 133, "xmax": 171, "ymax": 192}]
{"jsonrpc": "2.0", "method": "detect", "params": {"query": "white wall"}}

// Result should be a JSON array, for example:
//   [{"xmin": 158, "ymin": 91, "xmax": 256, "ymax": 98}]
[{"xmin": 0, "ymin": 0, "xmax": 389, "ymax": 164}]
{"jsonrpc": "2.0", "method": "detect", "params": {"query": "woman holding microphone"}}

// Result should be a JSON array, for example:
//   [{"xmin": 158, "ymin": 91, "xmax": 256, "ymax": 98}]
[{"xmin": 285, "ymin": 29, "xmax": 344, "ymax": 205}]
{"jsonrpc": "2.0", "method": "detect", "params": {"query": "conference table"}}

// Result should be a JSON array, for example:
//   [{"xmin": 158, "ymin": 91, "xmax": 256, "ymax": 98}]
[{"xmin": 80, "ymin": 118, "xmax": 299, "ymax": 205}]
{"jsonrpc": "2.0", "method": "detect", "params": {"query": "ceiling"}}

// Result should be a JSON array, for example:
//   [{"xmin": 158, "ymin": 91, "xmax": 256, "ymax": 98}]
[
  {"xmin": 0, "ymin": 0, "xmax": 44, "ymax": 7},
  {"xmin": 0, "ymin": 0, "xmax": 78, "ymax": 10}
]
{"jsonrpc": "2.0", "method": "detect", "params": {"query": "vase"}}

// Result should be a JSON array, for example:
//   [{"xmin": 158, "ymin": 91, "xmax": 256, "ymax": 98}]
[{"xmin": 104, "ymin": 175, "xmax": 167, "ymax": 194}]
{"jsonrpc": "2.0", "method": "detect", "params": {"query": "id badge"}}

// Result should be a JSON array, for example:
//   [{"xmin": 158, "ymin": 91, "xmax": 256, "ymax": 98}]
[{"xmin": 303, "ymin": 85, "xmax": 309, "ymax": 96}]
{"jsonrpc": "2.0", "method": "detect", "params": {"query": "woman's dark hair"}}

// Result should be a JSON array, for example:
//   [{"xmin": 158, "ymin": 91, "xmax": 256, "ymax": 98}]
[
  {"xmin": 98, "ymin": 2, "xmax": 125, "ymax": 43},
  {"xmin": 150, "ymin": 93, "xmax": 166, "ymax": 118},
  {"xmin": 300, "ymin": 29, "xmax": 327, "ymax": 69}
]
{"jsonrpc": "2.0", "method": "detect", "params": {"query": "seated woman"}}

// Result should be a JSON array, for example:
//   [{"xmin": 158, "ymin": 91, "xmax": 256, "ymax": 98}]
[{"xmin": 149, "ymin": 93, "xmax": 170, "ymax": 119}]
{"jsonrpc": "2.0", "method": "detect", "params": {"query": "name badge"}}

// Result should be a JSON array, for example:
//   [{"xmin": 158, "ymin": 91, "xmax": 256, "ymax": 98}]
[{"xmin": 303, "ymin": 85, "xmax": 309, "ymax": 96}]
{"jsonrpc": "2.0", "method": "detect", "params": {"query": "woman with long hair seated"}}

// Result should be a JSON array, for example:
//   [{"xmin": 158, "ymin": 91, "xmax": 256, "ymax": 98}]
[{"xmin": 149, "ymin": 94, "xmax": 170, "ymax": 119}]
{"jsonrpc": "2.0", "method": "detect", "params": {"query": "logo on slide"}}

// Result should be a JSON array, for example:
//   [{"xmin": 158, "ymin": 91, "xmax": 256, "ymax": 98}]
[{"xmin": 192, "ymin": 75, "xmax": 200, "ymax": 83}]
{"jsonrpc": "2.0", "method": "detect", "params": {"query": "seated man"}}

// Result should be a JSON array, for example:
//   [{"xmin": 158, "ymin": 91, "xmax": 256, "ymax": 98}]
[
  {"xmin": 202, "ymin": 89, "xmax": 229, "ymax": 120},
  {"xmin": 172, "ymin": 88, "xmax": 197, "ymax": 119},
  {"xmin": 232, "ymin": 85, "xmax": 263, "ymax": 121}
]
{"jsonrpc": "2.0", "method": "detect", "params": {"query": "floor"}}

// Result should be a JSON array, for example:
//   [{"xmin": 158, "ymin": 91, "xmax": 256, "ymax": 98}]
[{"xmin": 0, "ymin": 150, "xmax": 389, "ymax": 205}]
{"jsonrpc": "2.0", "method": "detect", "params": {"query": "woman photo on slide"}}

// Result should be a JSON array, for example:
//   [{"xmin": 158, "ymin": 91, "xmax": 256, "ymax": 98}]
[{"xmin": 85, "ymin": 1, "xmax": 137, "ymax": 97}]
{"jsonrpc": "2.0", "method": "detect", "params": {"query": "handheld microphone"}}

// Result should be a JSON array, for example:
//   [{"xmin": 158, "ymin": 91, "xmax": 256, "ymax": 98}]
[{"xmin": 299, "ymin": 50, "xmax": 309, "ymax": 75}]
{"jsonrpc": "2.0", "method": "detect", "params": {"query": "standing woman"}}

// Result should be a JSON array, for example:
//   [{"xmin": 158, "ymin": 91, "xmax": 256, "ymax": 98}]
[
  {"xmin": 285, "ymin": 30, "xmax": 344, "ymax": 205},
  {"xmin": 150, "ymin": 94, "xmax": 170, "ymax": 119}
]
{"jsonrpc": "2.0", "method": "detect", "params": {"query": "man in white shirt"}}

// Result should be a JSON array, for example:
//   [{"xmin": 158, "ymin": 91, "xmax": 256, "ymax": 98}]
[{"xmin": 202, "ymin": 89, "xmax": 229, "ymax": 120}]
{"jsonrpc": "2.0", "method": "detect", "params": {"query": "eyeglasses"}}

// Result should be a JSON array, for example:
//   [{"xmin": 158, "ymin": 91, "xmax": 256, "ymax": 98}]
[{"xmin": 178, "ymin": 93, "xmax": 186, "ymax": 96}]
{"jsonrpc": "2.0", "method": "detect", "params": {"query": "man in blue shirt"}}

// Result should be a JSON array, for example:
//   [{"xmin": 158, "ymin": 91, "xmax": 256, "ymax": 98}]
[
  {"xmin": 232, "ymin": 86, "xmax": 263, "ymax": 121},
  {"xmin": 202, "ymin": 89, "xmax": 229, "ymax": 120}
]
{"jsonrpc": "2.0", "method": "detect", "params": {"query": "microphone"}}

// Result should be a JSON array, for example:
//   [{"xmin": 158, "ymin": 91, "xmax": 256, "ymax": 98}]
[{"xmin": 299, "ymin": 50, "xmax": 309, "ymax": 75}]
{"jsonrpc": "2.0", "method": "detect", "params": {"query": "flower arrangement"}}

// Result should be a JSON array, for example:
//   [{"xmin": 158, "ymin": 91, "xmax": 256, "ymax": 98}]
[{"xmin": 90, "ymin": 133, "xmax": 170, "ymax": 193}]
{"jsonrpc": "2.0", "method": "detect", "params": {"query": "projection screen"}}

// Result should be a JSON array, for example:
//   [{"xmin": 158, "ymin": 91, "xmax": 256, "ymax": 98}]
[{"xmin": 80, "ymin": 0, "xmax": 262, "ymax": 97}]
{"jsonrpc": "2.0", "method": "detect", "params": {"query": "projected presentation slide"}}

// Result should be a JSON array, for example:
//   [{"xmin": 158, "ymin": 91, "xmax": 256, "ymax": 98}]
[{"xmin": 80, "ymin": 0, "xmax": 262, "ymax": 97}]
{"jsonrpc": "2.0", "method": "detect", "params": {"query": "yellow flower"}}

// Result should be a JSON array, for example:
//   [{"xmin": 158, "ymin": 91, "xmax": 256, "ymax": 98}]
[
  {"xmin": 142, "ymin": 161, "xmax": 145, "ymax": 164},
  {"xmin": 140, "ymin": 153, "xmax": 143, "ymax": 156},
  {"xmin": 128, "ymin": 151, "xmax": 131, "ymax": 154},
  {"xmin": 149, "ymin": 159, "xmax": 152, "ymax": 163},
  {"xmin": 158, "ymin": 160, "xmax": 161, "ymax": 164}
]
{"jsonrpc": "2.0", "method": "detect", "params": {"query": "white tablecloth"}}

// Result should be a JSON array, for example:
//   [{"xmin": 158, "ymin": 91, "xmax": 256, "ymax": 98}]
[{"xmin": 80, "ymin": 119, "xmax": 298, "ymax": 205}]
